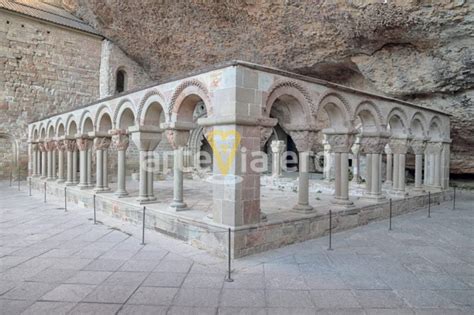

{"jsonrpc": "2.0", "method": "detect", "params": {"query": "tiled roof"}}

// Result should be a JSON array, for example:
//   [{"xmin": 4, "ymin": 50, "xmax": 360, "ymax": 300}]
[{"xmin": 0, "ymin": 0, "xmax": 101, "ymax": 35}]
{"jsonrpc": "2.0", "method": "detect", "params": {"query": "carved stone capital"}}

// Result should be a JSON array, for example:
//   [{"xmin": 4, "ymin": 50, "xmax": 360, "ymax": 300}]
[
  {"xmin": 112, "ymin": 133, "xmax": 129, "ymax": 151},
  {"xmin": 76, "ymin": 138, "xmax": 92, "ymax": 152},
  {"xmin": 270, "ymin": 140, "xmax": 285, "ymax": 154},
  {"xmin": 425, "ymin": 142, "xmax": 443, "ymax": 154},
  {"xmin": 259, "ymin": 126, "xmax": 274, "ymax": 149},
  {"xmin": 38, "ymin": 142, "xmax": 46, "ymax": 153},
  {"xmin": 56, "ymin": 140, "xmax": 67, "ymax": 152},
  {"xmin": 94, "ymin": 137, "xmax": 112, "ymax": 151},
  {"xmin": 44, "ymin": 140, "xmax": 57, "ymax": 152},
  {"xmin": 360, "ymin": 136, "xmax": 389, "ymax": 154},
  {"xmin": 289, "ymin": 130, "xmax": 318, "ymax": 153},
  {"xmin": 65, "ymin": 139, "xmax": 77, "ymax": 152},
  {"xmin": 325, "ymin": 132, "xmax": 355, "ymax": 153},
  {"xmin": 410, "ymin": 139, "xmax": 426, "ymax": 155},
  {"xmin": 166, "ymin": 129, "xmax": 190, "ymax": 149},
  {"xmin": 390, "ymin": 138, "xmax": 409, "ymax": 154}
]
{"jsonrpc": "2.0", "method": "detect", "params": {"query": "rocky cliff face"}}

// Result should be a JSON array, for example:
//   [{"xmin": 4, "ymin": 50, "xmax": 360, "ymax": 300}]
[{"xmin": 65, "ymin": 0, "xmax": 473, "ymax": 175}]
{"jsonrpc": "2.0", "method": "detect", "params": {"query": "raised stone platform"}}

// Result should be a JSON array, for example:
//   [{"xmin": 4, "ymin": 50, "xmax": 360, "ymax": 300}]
[{"xmin": 30, "ymin": 176, "xmax": 453, "ymax": 258}]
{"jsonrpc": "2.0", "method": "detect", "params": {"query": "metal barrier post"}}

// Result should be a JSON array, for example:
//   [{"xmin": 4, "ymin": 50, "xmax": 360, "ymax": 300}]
[
  {"xmin": 389, "ymin": 198, "xmax": 392, "ymax": 231},
  {"xmin": 140, "ymin": 206, "xmax": 146, "ymax": 245},
  {"xmin": 225, "ymin": 227, "xmax": 234, "ymax": 282},
  {"xmin": 453, "ymin": 187, "xmax": 456, "ymax": 210},
  {"xmin": 93, "ymin": 195, "xmax": 97, "ymax": 224},
  {"xmin": 44, "ymin": 182, "xmax": 46, "ymax": 203},
  {"xmin": 64, "ymin": 187, "xmax": 67, "ymax": 212},
  {"xmin": 328, "ymin": 210, "xmax": 333, "ymax": 250},
  {"xmin": 428, "ymin": 191, "xmax": 431, "ymax": 218}
]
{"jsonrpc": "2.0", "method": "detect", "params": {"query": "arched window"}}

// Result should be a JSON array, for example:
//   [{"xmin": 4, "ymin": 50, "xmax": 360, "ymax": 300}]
[{"xmin": 115, "ymin": 69, "xmax": 127, "ymax": 94}]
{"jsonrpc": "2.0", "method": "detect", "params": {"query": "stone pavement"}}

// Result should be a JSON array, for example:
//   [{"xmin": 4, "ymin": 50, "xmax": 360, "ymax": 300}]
[{"xmin": 0, "ymin": 181, "xmax": 473, "ymax": 314}]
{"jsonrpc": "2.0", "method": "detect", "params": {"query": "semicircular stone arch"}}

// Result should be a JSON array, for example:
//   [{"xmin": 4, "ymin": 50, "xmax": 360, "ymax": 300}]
[
  {"xmin": 94, "ymin": 104, "xmax": 113, "ymax": 129},
  {"xmin": 317, "ymin": 91, "xmax": 354, "ymax": 130},
  {"xmin": 386, "ymin": 107, "xmax": 409, "ymax": 137},
  {"xmin": 264, "ymin": 80, "xmax": 316, "ymax": 118},
  {"xmin": 169, "ymin": 79, "xmax": 211, "ymax": 120},
  {"xmin": 113, "ymin": 98, "xmax": 136, "ymax": 129},
  {"xmin": 79, "ymin": 110, "xmax": 94, "ymax": 134},
  {"xmin": 137, "ymin": 90, "xmax": 166, "ymax": 125},
  {"xmin": 409, "ymin": 112, "xmax": 428, "ymax": 139},
  {"xmin": 353, "ymin": 100, "xmax": 384, "ymax": 132}
]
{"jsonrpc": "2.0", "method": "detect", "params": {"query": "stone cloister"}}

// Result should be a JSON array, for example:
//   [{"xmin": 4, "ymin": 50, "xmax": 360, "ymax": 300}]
[{"xmin": 27, "ymin": 62, "xmax": 452, "ymax": 257}]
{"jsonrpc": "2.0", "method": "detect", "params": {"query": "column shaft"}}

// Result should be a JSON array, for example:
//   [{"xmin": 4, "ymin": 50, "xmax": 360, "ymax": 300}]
[
  {"xmin": 366, "ymin": 154, "xmax": 372, "ymax": 194},
  {"xmin": 340, "ymin": 152, "xmax": 350, "ymax": 201},
  {"xmin": 94, "ymin": 149, "xmax": 103, "ymax": 190},
  {"xmin": 398, "ymin": 154, "xmax": 406, "ymax": 193},
  {"xmin": 86, "ymin": 148, "xmax": 92, "ymax": 187},
  {"xmin": 171, "ymin": 148, "xmax": 186, "ymax": 209},
  {"xmin": 51, "ymin": 150, "xmax": 56, "ymax": 180},
  {"xmin": 66, "ymin": 151, "xmax": 73, "ymax": 185},
  {"xmin": 392, "ymin": 154, "xmax": 399, "ymax": 191},
  {"xmin": 103, "ymin": 150, "xmax": 109, "ymax": 190},
  {"xmin": 414, "ymin": 154, "xmax": 423, "ymax": 190},
  {"xmin": 78, "ymin": 150, "xmax": 88, "ymax": 188},
  {"xmin": 72, "ymin": 150, "xmax": 78, "ymax": 184},
  {"xmin": 370, "ymin": 153, "xmax": 381, "ymax": 196},
  {"xmin": 386, "ymin": 153, "xmax": 393, "ymax": 185},
  {"xmin": 293, "ymin": 151, "xmax": 312, "ymax": 212},
  {"xmin": 115, "ymin": 150, "xmax": 128, "ymax": 197},
  {"xmin": 137, "ymin": 150, "xmax": 148, "ymax": 202},
  {"xmin": 57, "ymin": 150, "xmax": 65, "ymax": 182},
  {"xmin": 47, "ymin": 151, "xmax": 52, "ymax": 179}
]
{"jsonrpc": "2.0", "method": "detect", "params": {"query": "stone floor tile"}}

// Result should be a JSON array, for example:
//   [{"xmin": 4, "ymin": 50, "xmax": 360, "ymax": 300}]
[
  {"xmin": 68, "ymin": 302, "xmax": 122, "ymax": 315},
  {"xmin": 167, "ymin": 306, "xmax": 217, "ymax": 315},
  {"xmin": 26, "ymin": 268, "xmax": 77, "ymax": 283},
  {"xmin": 0, "ymin": 282, "xmax": 56, "ymax": 300},
  {"xmin": 118, "ymin": 304, "xmax": 168, "ymax": 314},
  {"xmin": 39, "ymin": 284, "xmax": 96, "ymax": 302},
  {"xmin": 266, "ymin": 290, "xmax": 314, "ymax": 308},
  {"xmin": 0, "ymin": 299, "xmax": 33, "ymax": 314},
  {"xmin": 303, "ymin": 273, "xmax": 348, "ymax": 290},
  {"xmin": 127, "ymin": 286, "xmax": 178, "ymax": 305},
  {"xmin": 141, "ymin": 272, "xmax": 186, "ymax": 288},
  {"xmin": 131, "ymin": 249, "xmax": 169, "ymax": 261},
  {"xmin": 265, "ymin": 307, "xmax": 316, "ymax": 315},
  {"xmin": 82, "ymin": 258, "xmax": 125, "ymax": 271},
  {"xmin": 173, "ymin": 288, "xmax": 221, "ymax": 307},
  {"xmin": 223, "ymin": 274, "xmax": 265, "ymax": 289},
  {"xmin": 365, "ymin": 308, "xmax": 415, "ymax": 315},
  {"xmin": 182, "ymin": 273, "xmax": 225, "ymax": 289},
  {"xmin": 432, "ymin": 289, "xmax": 474, "ymax": 307},
  {"xmin": 353, "ymin": 289, "xmax": 408, "ymax": 308},
  {"xmin": 119, "ymin": 259, "xmax": 161, "ymax": 272},
  {"xmin": 82, "ymin": 285, "xmax": 137, "ymax": 303},
  {"xmin": 21, "ymin": 301, "xmax": 76, "ymax": 315},
  {"xmin": 101, "ymin": 271, "xmax": 147, "ymax": 287},
  {"xmin": 218, "ymin": 307, "xmax": 267, "ymax": 315},
  {"xmin": 265, "ymin": 274, "xmax": 308, "ymax": 290},
  {"xmin": 154, "ymin": 260, "xmax": 193, "ymax": 273},
  {"xmin": 310, "ymin": 289, "xmax": 361, "ymax": 308},
  {"xmin": 63, "ymin": 270, "xmax": 112, "ymax": 285},
  {"xmin": 220, "ymin": 289, "xmax": 265, "ymax": 307}
]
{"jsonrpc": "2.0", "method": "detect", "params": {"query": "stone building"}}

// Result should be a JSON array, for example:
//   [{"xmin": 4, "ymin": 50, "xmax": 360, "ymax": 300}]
[{"xmin": 0, "ymin": 0, "xmax": 151, "ymax": 178}]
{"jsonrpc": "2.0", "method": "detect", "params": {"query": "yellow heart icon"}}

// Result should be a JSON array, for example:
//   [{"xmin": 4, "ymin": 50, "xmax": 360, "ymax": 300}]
[{"xmin": 207, "ymin": 130, "xmax": 241, "ymax": 175}]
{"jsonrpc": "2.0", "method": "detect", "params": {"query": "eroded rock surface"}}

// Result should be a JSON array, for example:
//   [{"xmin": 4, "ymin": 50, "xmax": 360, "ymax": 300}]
[{"xmin": 64, "ymin": 0, "xmax": 473, "ymax": 174}]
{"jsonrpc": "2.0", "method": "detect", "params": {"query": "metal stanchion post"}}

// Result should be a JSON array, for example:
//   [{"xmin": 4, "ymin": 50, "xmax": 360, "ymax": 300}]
[
  {"xmin": 225, "ymin": 227, "xmax": 234, "ymax": 282},
  {"xmin": 453, "ymin": 187, "xmax": 456, "ymax": 210},
  {"xmin": 44, "ymin": 182, "xmax": 46, "ymax": 203},
  {"xmin": 389, "ymin": 198, "xmax": 392, "ymax": 231},
  {"xmin": 64, "ymin": 187, "xmax": 67, "ymax": 212},
  {"xmin": 428, "ymin": 191, "xmax": 431, "ymax": 218},
  {"xmin": 328, "ymin": 210, "xmax": 333, "ymax": 250},
  {"xmin": 140, "ymin": 206, "xmax": 146, "ymax": 245},
  {"xmin": 93, "ymin": 195, "xmax": 97, "ymax": 224},
  {"xmin": 29, "ymin": 177, "xmax": 32, "ymax": 196}
]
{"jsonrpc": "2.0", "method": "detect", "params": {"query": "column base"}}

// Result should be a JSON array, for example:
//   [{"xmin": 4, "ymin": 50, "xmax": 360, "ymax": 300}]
[
  {"xmin": 137, "ymin": 197, "xmax": 157, "ymax": 204},
  {"xmin": 170, "ymin": 201, "xmax": 187, "ymax": 211},
  {"xmin": 291, "ymin": 203, "xmax": 314, "ymax": 214},
  {"xmin": 77, "ymin": 183, "xmax": 91, "ymax": 190},
  {"xmin": 412, "ymin": 187, "xmax": 425, "ymax": 193},
  {"xmin": 362, "ymin": 193, "xmax": 386, "ymax": 202},
  {"xmin": 46, "ymin": 177, "xmax": 55, "ymax": 181},
  {"xmin": 391, "ymin": 190, "xmax": 408, "ymax": 197},
  {"xmin": 94, "ymin": 187, "xmax": 111, "ymax": 193},
  {"xmin": 56, "ymin": 179, "xmax": 65, "ymax": 183},
  {"xmin": 330, "ymin": 197, "xmax": 354, "ymax": 207},
  {"xmin": 65, "ymin": 181, "xmax": 76, "ymax": 186},
  {"xmin": 115, "ymin": 190, "xmax": 129, "ymax": 198}
]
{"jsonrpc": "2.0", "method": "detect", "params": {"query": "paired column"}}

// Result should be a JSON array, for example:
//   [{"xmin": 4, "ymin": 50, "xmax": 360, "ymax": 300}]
[
  {"xmin": 76, "ymin": 135, "xmax": 92, "ymax": 189},
  {"xmin": 290, "ymin": 130, "xmax": 318, "ymax": 213},
  {"xmin": 351, "ymin": 137, "xmax": 361, "ymax": 184},
  {"xmin": 30, "ymin": 142, "xmax": 39, "ymax": 177},
  {"xmin": 90, "ymin": 133, "xmax": 112, "ymax": 193},
  {"xmin": 384, "ymin": 145, "xmax": 393, "ymax": 186},
  {"xmin": 325, "ymin": 131, "xmax": 356, "ymax": 206},
  {"xmin": 360, "ymin": 134, "xmax": 388, "ymax": 201},
  {"xmin": 322, "ymin": 137, "xmax": 334, "ymax": 181},
  {"xmin": 110, "ymin": 130, "xmax": 130, "ymax": 197},
  {"xmin": 390, "ymin": 138, "xmax": 409, "ymax": 196},
  {"xmin": 129, "ymin": 126, "xmax": 162, "ymax": 204},
  {"xmin": 56, "ymin": 140, "xmax": 66, "ymax": 183},
  {"xmin": 65, "ymin": 139, "xmax": 77, "ymax": 185},
  {"xmin": 270, "ymin": 140, "xmax": 285, "ymax": 177},
  {"xmin": 425, "ymin": 141, "xmax": 443, "ymax": 190},
  {"xmin": 410, "ymin": 139, "xmax": 426, "ymax": 192},
  {"xmin": 39, "ymin": 142, "xmax": 47, "ymax": 179}
]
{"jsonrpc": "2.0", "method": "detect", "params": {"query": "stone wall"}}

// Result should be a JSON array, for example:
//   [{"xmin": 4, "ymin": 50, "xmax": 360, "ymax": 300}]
[
  {"xmin": 0, "ymin": 10, "xmax": 102, "ymax": 178},
  {"xmin": 0, "ymin": 9, "xmax": 153, "ymax": 178}
]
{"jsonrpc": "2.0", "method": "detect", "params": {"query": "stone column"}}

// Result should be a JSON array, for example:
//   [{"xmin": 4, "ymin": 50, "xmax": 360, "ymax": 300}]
[
  {"xmin": 440, "ymin": 140, "xmax": 451, "ymax": 189},
  {"xmin": 325, "ymin": 131, "xmax": 356, "ymax": 206},
  {"xmin": 51, "ymin": 142, "xmax": 57, "ymax": 180},
  {"xmin": 40, "ymin": 142, "xmax": 47, "ymax": 179},
  {"xmin": 360, "ymin": 134, "xmax": 388, "ymax": 201},
  {"xmin": 129, "ymin": 126, "xmax": 162, "ymax": 204},
  {"xmin": 165, "ymin": 128, "xmax": 192, "ymax": 210},
  {"xmin": 110, "ymin": 130, "xmax": 130, "ymax": 197},
  {"xmin": 72, "ymin": 149, "xmax": 78, "ymax": 184},
  {"xmin": 290, "ymin": 130, "xmax": 318, "ymax": 213},
  {"xmin": 390, "ymin": 138, "xmax": 409, "ymax": 196},
  {"xmin": 431, "ymin": 142, "xmax": 443, "ymax": 189},
  {"xmin": 322, "ymin": 137, "xmax": 334, "ymax": 181},
  {"xmin": 86, "ymin": 146, "xmax": 93, "ymax": 188},
  {"xmin": 76, "ymin": 136, "xmax": 92, "ymax": 189},
  {"xmin": 45, "ymin": 140, "xmax": 53, "ymax": 180},
  {"xmin": 56, "ymin": 140, "xmax": 66, "ymax": 183},
  {"xmin": 36, "ymin": 146, "xmax": 41, "ymax": 177},
  {"xmin": 351, "ymin": 137, "xmax": 361, "ymax": 183},
  {"xmin": 385, "ymin": 145, "xmax": 393, "ymax": 186},
  {"xmin": 410, "ymin": 139, "xmax": 426, "ymax": 192},
  {"xmin": 91, "ymin": 134, "xmax": 112, "ymax": 193},
  {"xmin": 31, "ymin": 143, "xmax": 38, "ymax": 177},
  {"xmin": 270, "ymin": 140, "xmax": 285, "ymax": 177},
  {"xmin": 65, "ymin": 139, "xmax": 76, "ymax": 185}
]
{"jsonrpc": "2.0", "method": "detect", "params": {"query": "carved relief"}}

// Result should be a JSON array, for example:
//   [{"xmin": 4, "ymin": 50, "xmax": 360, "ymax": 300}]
[
  {"xmin": 76, "ymin": 138, "xmax": 92, "ymax": 151},
  {"xmin": 113, "ymin": 133, "xmax": 130, "ymax": 151},
  {"xmin": 410, "ymin": 139, "xmax": 426, "ymax": 155},
  {"xmin": 390, "ymin": 138, "xmax": 409, "ymax": 154},
  {"xmin": 166, "ymin": 129, "xmax": 190, "ymax": 149},
  {"xmin": 56, "ymin": 140, "xmax": 67, "ymax": 152},
  {"xmin": 259, "ymin": 126, "xmax": 274, "ymax": 149},
  {"xmin": 289, "ymin": 130, "xmax": 319, "ymax": 153},
  {"xmin": 94, "ymin": 137, "xmax": 112, "ymax": 150},
  {"xmin": 65, "ymin": 139, "xmax": 77, "ymax": 152},
  {"xmin": 325, "ymin": 133, "xmax": 355, "ymax": 153},
  {"xmin": 360, "ymin": 136, "xmax": 389, "ymax": 154}
]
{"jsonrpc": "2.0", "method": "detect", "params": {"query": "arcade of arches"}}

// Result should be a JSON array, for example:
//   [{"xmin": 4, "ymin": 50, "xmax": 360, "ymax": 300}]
[{"xmin": 28, "ymin": 62, "xmax": 452, "ymax": 257}]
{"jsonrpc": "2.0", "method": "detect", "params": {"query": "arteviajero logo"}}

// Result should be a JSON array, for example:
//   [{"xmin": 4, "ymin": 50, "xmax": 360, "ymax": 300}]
[{"xmin": 206, "ymin": 129, "xmax": 241, "ymax": 176}]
